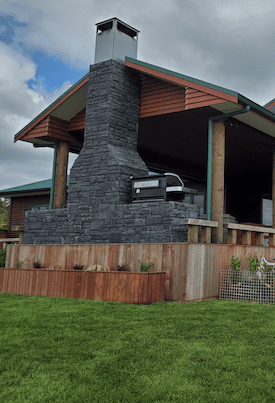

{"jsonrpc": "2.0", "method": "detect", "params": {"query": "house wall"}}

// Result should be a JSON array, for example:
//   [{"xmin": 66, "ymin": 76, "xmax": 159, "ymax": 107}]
[
  {"xmin": 8, "ymin": 195, "xmax": 50, "ymax": 238},
  {"xmin": 23, "ymin": 60, "xmax": 199, "ymax": 245},
  {"xmin": 0, "ymin": 230, "xmax": 7, "ymax": 250}
]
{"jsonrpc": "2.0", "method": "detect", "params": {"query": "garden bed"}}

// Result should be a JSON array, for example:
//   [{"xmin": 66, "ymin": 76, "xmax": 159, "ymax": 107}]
[
  {"xmin": 219, "ymin": 270, "xmax": 275, "ymax": 304},
  {"xmin": 0, "ymin": 269, "xmax": 166, "ymax": 304}
]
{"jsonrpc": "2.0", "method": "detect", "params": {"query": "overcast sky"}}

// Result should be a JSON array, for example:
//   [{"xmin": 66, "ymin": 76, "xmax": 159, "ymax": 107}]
[{"xmin": 1, "ymin": 0, "xmax": 275, "ymax": 190}]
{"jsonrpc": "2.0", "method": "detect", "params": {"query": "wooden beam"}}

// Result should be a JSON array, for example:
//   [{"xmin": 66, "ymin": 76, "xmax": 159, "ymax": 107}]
[
  {"xmin": 211, "ymin": 121, "xmax": 225, "ymax": 243},
  {"xmin": 53, "ymin": 141, "xmax": 69, "ymax": 209}
]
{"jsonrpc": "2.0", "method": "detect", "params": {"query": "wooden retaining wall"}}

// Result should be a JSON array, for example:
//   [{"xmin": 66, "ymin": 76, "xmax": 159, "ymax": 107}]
[
  {"xmin": 0, "ymin": 269, "xmax": 165, "ymax": 304},
  {"xmin": 4, "ymin": 243, "xmax": 275, "ymax": 302}
]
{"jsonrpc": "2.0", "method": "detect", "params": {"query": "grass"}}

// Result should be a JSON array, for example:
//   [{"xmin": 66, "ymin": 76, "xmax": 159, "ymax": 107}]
[{"xmin": 1, "ymin": 296, "xmax": 275, "ymax": 403}]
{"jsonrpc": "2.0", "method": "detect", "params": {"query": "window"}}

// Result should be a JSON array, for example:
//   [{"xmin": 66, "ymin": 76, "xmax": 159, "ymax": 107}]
[
  {"xmin": 29, "ymin": 204, "xmax": 49, "ymax": 211},
  {"xmin": 262, "ymin": 197, "xmax": 272, "ymax": 227}
]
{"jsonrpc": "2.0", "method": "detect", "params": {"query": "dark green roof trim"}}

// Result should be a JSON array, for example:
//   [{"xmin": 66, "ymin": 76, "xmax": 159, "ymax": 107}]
[
  {"xmin": 0, "ymin": 176, "xmax": 70, "ymax": 195},
  {"xmin": 125, "ymin": 57, "xmax": 238, "ymax": 98},
  {"xmin": 238, "ymin": 94, "xmax": 275, "ymax": 124},
  {"xmin": 0, "ymin": 178, "xmax": 52, "ymax": 194},
  {"xmin": 14, "ymin": 72, "xmax": 89, "ymax": 140},
  {"xmin": 263, "ymin": 98, "xmax": 275, "ymax": 108}
]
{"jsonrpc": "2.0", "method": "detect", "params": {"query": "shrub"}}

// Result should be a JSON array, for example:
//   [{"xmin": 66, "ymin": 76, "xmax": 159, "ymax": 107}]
[
  {"xmin": 47, "ymin": 265, "xmax": 62, "ymax": 270},
  {"xmin": 0, "ymin": 247, "xmax": 6, "ymax": 267},
  {"xmin": 230, "ymin": 256, "xmax": 241, "ymax": 271},
  {"xmin": 73, "ymin": 264, "xmax": 85, "ymax": 271},
  {"xmin": 116, "ymin": 264, "xmax": 130, "ymax": 271},
  {"xmin": 140, "ymin": 262, "xmax": 154, "ymax": 272},
  {"xmin": 86, "ymin": 264, "xmax": 110, "ymax": 272},
  {"xmin": 33, "ymin": 261, "xmax": 44, "ymax": 269}
]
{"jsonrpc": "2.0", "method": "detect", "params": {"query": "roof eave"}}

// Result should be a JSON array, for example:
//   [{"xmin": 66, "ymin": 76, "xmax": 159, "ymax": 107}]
[
  {"xmin": 14, "ymin": 72, "xmax": 89, "ymax": 143},
  {"xmin": 0, "ymin": 189, "xmax": 51, "ymax": 198},
  {"xmin": 238, "ymin": 94, "xmax": 275, "ymax": 125}
]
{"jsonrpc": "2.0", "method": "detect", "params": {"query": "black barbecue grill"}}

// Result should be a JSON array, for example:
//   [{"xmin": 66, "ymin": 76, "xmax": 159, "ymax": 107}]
[{"xmin": 130, "ymin": 173, "xmax": 196, "ymax": 202}]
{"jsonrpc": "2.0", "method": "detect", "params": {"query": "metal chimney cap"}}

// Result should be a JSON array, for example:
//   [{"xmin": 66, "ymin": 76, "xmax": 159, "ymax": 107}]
[{"xmin": 96, "ymin": 17, "xmax": 139, "ymax": 38}]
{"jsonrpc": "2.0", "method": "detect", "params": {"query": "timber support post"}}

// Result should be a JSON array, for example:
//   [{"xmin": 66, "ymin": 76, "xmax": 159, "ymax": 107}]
[
  {"xmin": 53, "ymin": 141, "xmax": 70, "ymax": 209},
  {"xmin": 212, "ymin": 120, "xmax": 225, "ymax": 243}
]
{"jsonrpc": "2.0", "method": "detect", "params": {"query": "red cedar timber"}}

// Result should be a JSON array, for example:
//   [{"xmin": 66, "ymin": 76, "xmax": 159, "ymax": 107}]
[
  {"xmin": 211, "ymin": 121, "xmax": 225, "ymax": 244},
  {"xmin": 53, "ymin": 141, "xmax": 69, "ymax": 209}
]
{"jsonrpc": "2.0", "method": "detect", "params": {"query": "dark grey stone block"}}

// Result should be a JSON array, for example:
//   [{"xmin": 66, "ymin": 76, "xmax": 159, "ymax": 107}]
[{"xmin": 23, "ymin": 60, "xmax": 199, "ymax": 245}]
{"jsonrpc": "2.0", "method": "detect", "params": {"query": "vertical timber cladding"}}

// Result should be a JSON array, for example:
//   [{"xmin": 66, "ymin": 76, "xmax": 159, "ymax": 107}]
[{"xmin": 0, "ymin": 268, "xmax": 166, "ymax": 304}]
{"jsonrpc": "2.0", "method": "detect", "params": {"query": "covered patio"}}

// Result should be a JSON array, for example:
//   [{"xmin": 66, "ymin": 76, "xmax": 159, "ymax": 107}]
[
  {"xmin": 126, "ymin": 58, "xmax": 275, "ymax": 243},
  {"xmin": 13, "ymin": 57, "xmax": 275, "ymax": 245}
]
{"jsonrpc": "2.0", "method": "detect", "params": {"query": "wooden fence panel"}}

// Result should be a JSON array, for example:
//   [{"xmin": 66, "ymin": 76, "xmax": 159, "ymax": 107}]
[
  {"xmin": 108, "ymin": 245, "xmax": 120, "ymax": 269},
  {"xmin": 0, "ymin": 269, "xmax": 4, "ymax": 292},
  {"xmin": 74, "ymin": 273, "xmax": 83, "ymax": 299},
  {"xmin": 115, "ymin": 272, "xmax": 126, "ymax": 303},
  {"xmin": 6, "ymin": 243, "xmax": 275, "ymax": 302}
]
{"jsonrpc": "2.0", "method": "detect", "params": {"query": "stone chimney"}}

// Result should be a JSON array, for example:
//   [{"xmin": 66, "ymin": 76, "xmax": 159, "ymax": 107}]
[{"xmin": 67, "ymin": 19, "xmax": 148, "ymax": 240}]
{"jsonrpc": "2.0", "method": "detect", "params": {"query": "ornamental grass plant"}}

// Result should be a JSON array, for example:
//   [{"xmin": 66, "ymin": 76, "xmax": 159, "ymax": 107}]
[{"xmin": 1, "ymin": 295, "xmax": 275, "ymax": 402}]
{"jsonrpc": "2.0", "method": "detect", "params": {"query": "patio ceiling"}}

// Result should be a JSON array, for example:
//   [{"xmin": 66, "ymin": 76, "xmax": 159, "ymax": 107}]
[{"xmin": 138, "ymin": 105, "xmax": 275, "ymax": 181}]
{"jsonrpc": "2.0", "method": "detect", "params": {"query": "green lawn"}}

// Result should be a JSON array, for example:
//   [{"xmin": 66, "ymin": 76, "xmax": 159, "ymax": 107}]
[{"xmin": 1, "ymin": 295, "xmax": 275, "ymax": 403}]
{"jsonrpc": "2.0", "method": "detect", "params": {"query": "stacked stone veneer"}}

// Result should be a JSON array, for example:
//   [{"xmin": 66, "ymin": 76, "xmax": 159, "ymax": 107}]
[{"xmin": 23, "ymin": 60, "xmax": 199, "ymax": 245}]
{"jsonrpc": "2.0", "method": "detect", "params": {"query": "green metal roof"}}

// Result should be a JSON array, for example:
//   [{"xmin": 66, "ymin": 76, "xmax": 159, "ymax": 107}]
[
  {"xmin": 0, "ymin": 176, "xmax": 70, "ymax": 196},
  {"xmin": 14, "ymin": 73, "xmax": 89, "ymax": 140}
]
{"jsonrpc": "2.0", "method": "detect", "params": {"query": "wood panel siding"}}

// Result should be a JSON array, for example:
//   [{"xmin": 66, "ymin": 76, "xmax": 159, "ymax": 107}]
[
  {"xmin": 0, "ymin": 269, "xmax": 166, "ymax": 304},
  {"xmin": 7, "ymin": 195, "xmax": 50, "ymax": 238},
  {"xmin": 186, "ymin": 88, "xmax": 226, "ymax": 110},
  {"xmin": 140, "ymin": 75, "xmax": 228, "ymax": 118},
  {"xmin": 140, "ymin": 75, "xmax": 186, "ymax": 118},
  {"xmin": 68, "ymin": 108, "xmax": 86, "ymax": 131},
  {"xmin": 23, "ymin": 116, "xmax": 83, "ymax": 149},
  {"xmin": 0, "ymin": 230, "xmax": 7, "ymax": 250}
]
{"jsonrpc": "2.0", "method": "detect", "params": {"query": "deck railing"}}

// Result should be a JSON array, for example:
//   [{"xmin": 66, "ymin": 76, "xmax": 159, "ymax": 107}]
[
  {"xmin": 224, "ymin": 223, "xmax": 275, "ymax": 247},
  {"xmin": 181, "ymin": 218, "xmax": 218, "ymax": 243}
]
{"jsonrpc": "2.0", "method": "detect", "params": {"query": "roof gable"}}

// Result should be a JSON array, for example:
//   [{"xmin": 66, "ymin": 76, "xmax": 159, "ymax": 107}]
[
  {"xmin": 125, "ymin": 57, "xmax": 238, "ymax": 103},
  {"xmin": 14, "ymin": 73, "xmax": 89, "ymax": 144}
]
